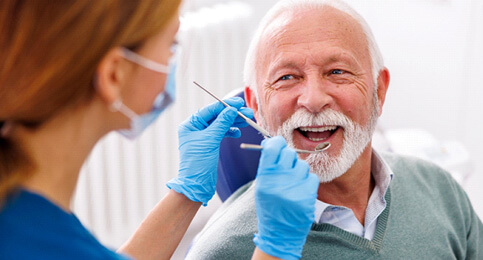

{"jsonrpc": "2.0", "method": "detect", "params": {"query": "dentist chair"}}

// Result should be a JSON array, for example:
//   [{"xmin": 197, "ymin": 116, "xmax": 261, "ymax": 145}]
[{"xmin": 216, "ymin": 90, "xmax": 263, "ymax": 201}]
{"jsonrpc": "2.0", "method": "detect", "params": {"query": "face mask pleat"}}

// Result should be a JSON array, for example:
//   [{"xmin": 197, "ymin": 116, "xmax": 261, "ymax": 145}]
[{"xmin": 112, "ymin": 50, "xmax": 177, "ymax": 140}]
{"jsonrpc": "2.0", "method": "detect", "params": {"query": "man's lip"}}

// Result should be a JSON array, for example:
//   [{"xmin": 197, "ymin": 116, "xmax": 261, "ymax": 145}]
[
  {"xmin": 298, "ymin": 125, "xmax": 338, "ymax": 133},
  {"xmin": 294, "ymin": 126, "xmax": 340, "ymax": 149}
]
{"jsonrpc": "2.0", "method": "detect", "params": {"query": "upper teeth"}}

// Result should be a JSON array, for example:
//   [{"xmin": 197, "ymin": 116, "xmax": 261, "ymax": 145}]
[{"xmin": 299, "ymin": 126, "xmax": 337, "ymax": 132}]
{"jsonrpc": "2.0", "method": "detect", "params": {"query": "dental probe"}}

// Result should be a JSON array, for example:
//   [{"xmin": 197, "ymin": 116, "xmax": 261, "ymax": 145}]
[
  {"xmin": 193, "ymin": 81, "xmax": 271, "ymax": 138},
  {"xmin": 240, "ymin": 142, "xmax": 331, "ymax": 154}
]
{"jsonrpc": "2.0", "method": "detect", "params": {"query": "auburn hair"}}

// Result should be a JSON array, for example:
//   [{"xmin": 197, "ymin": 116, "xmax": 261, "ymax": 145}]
[{"xmin": 0, "ymin": 0, "xmax": 181, "ymax": 204}]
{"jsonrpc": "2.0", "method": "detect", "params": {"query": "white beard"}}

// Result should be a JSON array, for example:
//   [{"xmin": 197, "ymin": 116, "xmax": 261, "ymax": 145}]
[{"xmin": 258, "ymin": 101, "xmax": 378, "ymax": 183}]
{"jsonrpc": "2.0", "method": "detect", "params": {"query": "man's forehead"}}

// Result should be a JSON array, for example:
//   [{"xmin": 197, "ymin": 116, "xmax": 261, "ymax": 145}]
[{"xmin": 259, "ymin": 6, "xmax": 368, "ymax": 59}]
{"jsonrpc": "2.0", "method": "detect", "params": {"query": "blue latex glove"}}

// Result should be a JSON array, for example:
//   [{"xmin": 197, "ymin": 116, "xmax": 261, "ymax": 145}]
[
  {"xmin": 166, "ymin": 97, "xmax": 253, "ymax": 206},
  {"xmin": 253, "ymin": 136, "xmax": 319, "ymax": 260}
]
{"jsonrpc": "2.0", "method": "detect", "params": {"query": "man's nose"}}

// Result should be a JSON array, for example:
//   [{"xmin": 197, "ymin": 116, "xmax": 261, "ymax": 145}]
[{"xmin": 297, "ymin": 77, "xmax": 333, "ymax": 113}]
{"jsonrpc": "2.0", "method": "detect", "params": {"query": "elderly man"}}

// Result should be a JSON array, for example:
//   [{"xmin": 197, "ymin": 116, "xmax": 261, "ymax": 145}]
[{"xmin": 187, "ymin": 0, "xmax": 482, "ymax": 259}]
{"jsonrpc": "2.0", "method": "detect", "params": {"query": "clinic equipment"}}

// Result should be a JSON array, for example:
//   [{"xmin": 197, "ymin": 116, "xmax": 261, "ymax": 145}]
[
  {"xmin": 240, "ymin": 142, "xmax": 330, "ymax": 154},
  {"xmin": 193, "ymin": 81, "xmax": 330, "ymax": 154}
]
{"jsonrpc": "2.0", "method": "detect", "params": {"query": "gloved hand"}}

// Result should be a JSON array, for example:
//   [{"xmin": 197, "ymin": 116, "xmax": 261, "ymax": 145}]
[
  {"xmin": 166, "ymin": 97, "xmax": 253, "ymax": 206},
  {"xmin": 253, "ymin": 136, "xmax": 320, "ymax": 260}
]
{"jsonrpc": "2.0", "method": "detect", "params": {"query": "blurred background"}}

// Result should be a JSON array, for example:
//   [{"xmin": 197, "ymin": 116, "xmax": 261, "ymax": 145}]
[{"xmin": 71, "ymin": 0, "xmax": 483, "ymax": 259}]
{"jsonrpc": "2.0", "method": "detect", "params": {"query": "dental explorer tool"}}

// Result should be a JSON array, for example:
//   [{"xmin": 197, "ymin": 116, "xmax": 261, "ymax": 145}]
[{"xmin": 193, "ymin": 81, "xmax": 271, "ymax": 138}]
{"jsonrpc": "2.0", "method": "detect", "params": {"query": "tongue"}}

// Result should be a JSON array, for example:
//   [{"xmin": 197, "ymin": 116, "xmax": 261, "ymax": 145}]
[{"xmin": 305, "ymin": 130, "xmax": 332, "ymax": 140}]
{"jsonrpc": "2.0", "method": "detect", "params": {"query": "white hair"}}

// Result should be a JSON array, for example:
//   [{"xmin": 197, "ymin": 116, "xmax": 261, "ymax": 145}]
[{"xmin": 243, "ymin": 0, "xmax": 384, "ymax": 93}]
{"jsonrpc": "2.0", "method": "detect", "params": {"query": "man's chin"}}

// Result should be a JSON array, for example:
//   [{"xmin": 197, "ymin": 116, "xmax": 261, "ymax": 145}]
[{"xmin": 306, "ymin": 153, "xmax": 351, "ymax": 183}]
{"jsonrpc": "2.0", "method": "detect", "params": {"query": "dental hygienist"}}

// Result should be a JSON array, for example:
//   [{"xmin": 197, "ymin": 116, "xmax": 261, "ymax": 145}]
[{"xmin": 0, "ymin": 1, "xmax": 319, "ymax": 260}]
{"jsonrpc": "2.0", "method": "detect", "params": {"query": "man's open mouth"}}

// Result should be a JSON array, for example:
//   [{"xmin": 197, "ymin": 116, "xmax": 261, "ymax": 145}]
[{"xmin": 296, "ymin": 126, "xmax": 338, "ymax": 142}]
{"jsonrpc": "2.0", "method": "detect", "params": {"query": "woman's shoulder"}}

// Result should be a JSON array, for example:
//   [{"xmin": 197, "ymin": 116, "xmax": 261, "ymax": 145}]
[{"xmin": 0, "ymin": 189, "xmax": 130, "ymax": 260}]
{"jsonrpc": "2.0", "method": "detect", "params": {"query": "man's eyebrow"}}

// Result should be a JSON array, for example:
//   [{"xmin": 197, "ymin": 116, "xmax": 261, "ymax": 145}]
[
  {"xmin": 273, "ymin": 61, "xmax": 300, "ymax": 70},
  {"xmin": 267, "ymin": 59, "xmax": 301, "ymax": 74},
  {"xmin": 267, "ymin": 52, "xmax": 362, "ymax": 76},
  {"xmin": 324, "ymin": 53, "xmax": 361, "ymax": 67}
]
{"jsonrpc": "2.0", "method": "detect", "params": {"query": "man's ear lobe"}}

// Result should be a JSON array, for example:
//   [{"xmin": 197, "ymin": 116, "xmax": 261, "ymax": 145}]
[
  {"xmin": 376, "ymin": 68, "xmax": 390, "ymax": 116},
  {"xmin": 244, "ymin": 86, "xmax": 259, "ymax": 119},
  {"xmin": 95, "ymin": 47, "xmax": 126, "ymax": 106}
]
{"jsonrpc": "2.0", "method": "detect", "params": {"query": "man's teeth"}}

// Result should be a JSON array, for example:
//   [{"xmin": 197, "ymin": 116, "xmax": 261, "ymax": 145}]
[
  {"xmin": 298, "ymin": 126, "xmax": 337, "ymax": 141},
  {"xmin": 299, "ymin": 126, "xmax": 337, "ymax": 132},
  {"xmin": 307, "ymin": 137, "xmax": 327, "ymax": 141}
]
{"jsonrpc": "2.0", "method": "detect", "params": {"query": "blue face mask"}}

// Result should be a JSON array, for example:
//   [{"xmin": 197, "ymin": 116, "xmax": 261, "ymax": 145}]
[{"xmin": 111, "ymin": 48, "xmax": 176, "ymax": 140}]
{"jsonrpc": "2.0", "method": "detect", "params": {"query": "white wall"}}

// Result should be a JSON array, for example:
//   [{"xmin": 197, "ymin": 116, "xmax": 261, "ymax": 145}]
[{"xmin": 459, "ymin": 0, "xmax": 483, "ymax": 219}]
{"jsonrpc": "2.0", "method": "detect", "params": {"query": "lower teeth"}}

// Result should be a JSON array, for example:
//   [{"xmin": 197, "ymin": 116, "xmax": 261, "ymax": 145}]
[{"xmin": 308, "ymin": 138, "xmax": 326, "ymax": 141}]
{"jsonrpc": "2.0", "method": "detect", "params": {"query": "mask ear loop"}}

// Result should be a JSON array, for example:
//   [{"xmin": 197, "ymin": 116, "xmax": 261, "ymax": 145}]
[
  {"xmin": 110, "ymin": 99, "xmax": 139, "ymax": 120},
  {"xmin": 120, "ymin": 48, "xmax": 170, "ymax": 74}
]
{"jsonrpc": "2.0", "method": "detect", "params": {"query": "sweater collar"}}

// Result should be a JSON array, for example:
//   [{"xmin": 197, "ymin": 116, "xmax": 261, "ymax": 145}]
[{"xmin": 314, "ymin": 148, "xmax": 393, "ymax": 236}]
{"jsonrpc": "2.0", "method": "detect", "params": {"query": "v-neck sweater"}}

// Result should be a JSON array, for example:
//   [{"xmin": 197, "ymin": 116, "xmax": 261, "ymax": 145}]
[{"xmin": 186, "ymin": 152, "xmax": 482, "ymax": 259}]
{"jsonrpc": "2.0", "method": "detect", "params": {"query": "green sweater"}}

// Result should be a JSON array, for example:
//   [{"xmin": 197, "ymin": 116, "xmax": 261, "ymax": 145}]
[{"xmin": 186, "ymin": 152, "xmax": 482, "ymax": 259}]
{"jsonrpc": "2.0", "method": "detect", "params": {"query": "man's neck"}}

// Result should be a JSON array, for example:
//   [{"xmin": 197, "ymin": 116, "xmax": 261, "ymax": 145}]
[{"xmin": 317, "ymin": 146, "xmax": 374, "ymax": 225}]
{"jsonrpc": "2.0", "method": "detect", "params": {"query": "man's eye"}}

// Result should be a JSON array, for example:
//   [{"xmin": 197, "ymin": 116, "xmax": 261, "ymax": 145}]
[
  {"xmin": 331, "ymin": 69, "xmax": 344, "ymax": 75},
  {"xmin": 279, "ymin": 75, "xmax": 294, "ymax": 81}
]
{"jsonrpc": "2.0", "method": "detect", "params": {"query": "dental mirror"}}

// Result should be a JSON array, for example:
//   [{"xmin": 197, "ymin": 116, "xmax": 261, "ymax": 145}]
[{"xmin": 240, "ymin": 142, "xmax": 330, "ymax": 154}]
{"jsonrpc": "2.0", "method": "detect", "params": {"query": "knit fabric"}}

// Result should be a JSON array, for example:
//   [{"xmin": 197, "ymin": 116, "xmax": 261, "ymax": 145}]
[{"xmin": 186, "ymin": 152, "xmax": 482, "ymax": 259}]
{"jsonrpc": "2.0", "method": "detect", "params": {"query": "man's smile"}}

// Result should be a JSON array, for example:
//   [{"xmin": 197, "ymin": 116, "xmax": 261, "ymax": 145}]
[
  {"xmin": 297, "ymin": 125, "xmax": 338, "ymax": 142},
  {"xmin": 293, "ymin": 125, "xmax": 342, "ymax": 153}
]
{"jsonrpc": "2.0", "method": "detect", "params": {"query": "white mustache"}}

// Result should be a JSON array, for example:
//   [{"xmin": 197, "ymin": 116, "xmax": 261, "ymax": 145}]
[
  {"xmin": 279, "ymin": 109, "xmax": 355, "ymax": 134},
  {"xmin": 258, "ymin": 96, "xmax": 379, "ymax": 183}
]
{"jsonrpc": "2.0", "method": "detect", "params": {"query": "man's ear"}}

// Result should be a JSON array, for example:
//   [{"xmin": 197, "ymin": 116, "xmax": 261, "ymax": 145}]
[
  {"xmin": 244, "ymin": 86, "xmax": 259, "ymax": 121},
  {"xmin": 376, "ymin": 67, "xmax": 390, "ymax": 116},
  {"xmin": 95, "ymin": 48, "xmax": 128, "ymax": 106}
]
